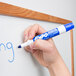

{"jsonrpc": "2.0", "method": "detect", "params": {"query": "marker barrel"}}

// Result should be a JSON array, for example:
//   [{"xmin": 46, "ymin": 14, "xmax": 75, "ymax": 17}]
[
  {"xmin": 33, "ymin": 23, "xmax": 74, "ymax": 41},
  {"xmin": 19, "ymin": 23, "xmax": 74, "ymax": 48}
]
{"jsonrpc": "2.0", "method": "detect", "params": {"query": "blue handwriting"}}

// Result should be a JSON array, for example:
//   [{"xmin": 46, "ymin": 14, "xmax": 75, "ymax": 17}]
[{"xmin": 0, "ymin": 42, "xmax": 15, "ymax": 63}]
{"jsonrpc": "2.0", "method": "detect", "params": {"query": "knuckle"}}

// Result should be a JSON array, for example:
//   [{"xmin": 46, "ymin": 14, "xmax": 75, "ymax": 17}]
[
  {"xmin": 29, "ymin": 31, "xmax": 35, "ymax": 38},
  {"xmin": 24, "ymin": 31, "xmax": 28, "ymax": 36},
  {"xmin": 34, "ymin": 24, "xmax": 40, "ymax": 27},
  {"xmin": 29, "ymin": 32, "xmax": 32, "ymax": 35}
]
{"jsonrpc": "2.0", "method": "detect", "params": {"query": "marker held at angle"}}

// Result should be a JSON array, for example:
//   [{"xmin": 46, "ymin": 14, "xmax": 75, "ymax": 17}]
[{"xmin": 18, "ymin": 23, "xmax": 74, "ymax": 48}]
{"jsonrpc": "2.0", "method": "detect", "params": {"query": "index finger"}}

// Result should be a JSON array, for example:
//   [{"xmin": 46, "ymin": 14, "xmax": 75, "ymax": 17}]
[{"xmin": 28, "ymin": 24, "xmax": 46, "ymax": 39}]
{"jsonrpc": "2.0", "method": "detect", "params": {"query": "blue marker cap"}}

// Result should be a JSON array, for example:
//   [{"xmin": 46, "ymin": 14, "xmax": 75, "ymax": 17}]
[{"xmin": 64, "ymin": 23, "xmax": 74, "ymax": 32}]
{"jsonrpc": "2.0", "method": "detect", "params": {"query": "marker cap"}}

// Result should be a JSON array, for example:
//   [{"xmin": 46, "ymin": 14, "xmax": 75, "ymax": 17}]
[
  {"xmin": 57, "ymin": 22, "xmax": 74, "ymax": 34},
  {"xmin": 64, "ymin": 23, "xmax": 74, "ymax": 32}
]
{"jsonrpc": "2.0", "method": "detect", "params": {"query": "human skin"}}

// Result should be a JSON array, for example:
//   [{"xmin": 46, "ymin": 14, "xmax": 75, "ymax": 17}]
[{"xmin": 24, "ymin": 24, "xmax": 71, "ymax": 76}]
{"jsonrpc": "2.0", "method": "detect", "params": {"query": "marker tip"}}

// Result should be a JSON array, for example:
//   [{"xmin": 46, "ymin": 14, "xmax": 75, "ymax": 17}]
[{"xmin": 18, "ymin": 45, "xmax": 21, "ymax": 48}]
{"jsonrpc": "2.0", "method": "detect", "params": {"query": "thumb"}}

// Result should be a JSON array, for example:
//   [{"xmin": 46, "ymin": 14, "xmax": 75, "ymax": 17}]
[{"xmin": 30, "ymin": 39, "xmax": 51, "ymax": 52}]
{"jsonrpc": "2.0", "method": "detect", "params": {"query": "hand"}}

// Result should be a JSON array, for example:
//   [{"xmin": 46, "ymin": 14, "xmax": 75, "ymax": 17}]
[
  {"xmin": 24, "ymin": 24, "xmax": 71, "ymax": 76},
  {"xmin": 24, "ymin": 24, "xmax": 60, "ymax": 68}
]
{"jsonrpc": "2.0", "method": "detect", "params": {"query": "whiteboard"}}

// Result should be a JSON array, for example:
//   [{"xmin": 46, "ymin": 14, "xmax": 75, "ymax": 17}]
[{"xmin": 0, "ymin": 0, "xmax": 71, "ymax": 76}]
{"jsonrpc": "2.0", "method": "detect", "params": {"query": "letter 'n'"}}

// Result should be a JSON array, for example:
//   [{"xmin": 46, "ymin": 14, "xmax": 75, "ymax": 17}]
[{"xmin": 0, "ymin": 43, "xmax": 6, "ymax": 51}]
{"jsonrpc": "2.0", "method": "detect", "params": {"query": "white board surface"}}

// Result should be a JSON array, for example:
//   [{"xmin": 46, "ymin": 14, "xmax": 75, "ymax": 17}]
[{"xmin": 0, "ymin": 0, "xmax": 72, "ymax": 76}]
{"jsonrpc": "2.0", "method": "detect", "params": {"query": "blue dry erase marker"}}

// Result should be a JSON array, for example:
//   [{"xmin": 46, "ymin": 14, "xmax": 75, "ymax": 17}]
[{"xmin": 18, "ymin": 23, "xmax": 74, "ymax": 48}]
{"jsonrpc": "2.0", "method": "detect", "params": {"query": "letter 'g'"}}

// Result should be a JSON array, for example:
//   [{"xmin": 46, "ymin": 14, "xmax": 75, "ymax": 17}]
[{"xmin": 6, "ymin": 42, "xmax": 15, "ymax": 63}]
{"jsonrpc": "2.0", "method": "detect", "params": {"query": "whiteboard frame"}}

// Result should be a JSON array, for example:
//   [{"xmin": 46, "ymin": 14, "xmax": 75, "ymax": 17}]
[{"xmin": 70, "ymin": 30, "xmax": 74, "ymax": 76}]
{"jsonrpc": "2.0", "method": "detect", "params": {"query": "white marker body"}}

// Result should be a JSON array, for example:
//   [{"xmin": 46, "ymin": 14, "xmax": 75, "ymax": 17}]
[{"xmin": 21, "ymin": 40, "xmax": 33, "ymax": 48}]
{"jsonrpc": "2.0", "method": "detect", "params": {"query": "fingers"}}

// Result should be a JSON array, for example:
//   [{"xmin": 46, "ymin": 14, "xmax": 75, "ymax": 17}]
[
  {"xmin": 24, "ymin": 24, "xmax": 51, "ymax": 53},
  {"xmin": 24, "ymin": 25, "xmax": 32, "ymax": 42},
  {"xmin": 30, "ymin": 39, "xmax": 51, "ymax": 52},
  {"xmin": 24, "ymin": 24, "xmax": 46, "ymax": 41}
]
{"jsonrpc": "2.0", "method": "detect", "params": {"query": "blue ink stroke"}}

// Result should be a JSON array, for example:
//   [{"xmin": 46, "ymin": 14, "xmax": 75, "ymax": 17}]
[
  {"xmin": 0, "ymin": 43, "xmax": 6, "ymax": 51},
  {"xmin": 6, "ymin": 42, "xmax": 15, "ymax": 63}
]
